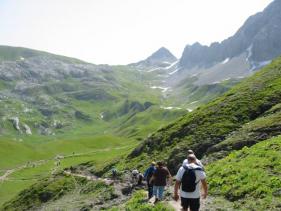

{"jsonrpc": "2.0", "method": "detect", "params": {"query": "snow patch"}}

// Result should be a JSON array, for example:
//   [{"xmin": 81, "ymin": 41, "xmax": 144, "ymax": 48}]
[
  {"xmin": 249, "ymin": 60, "xmax": 271, "ymax": 72},
  {"xmin": 162, "ymin": 61, "xmax": 172, "ymax": 65},
  {"xmin": 164, "ymin": 60, "xmax": 179, "ymax": 70},
  {"xmin": 169, "ymin": 68, "xmax": 180, "ymax": 75},
  {"xmin": 246, "ymin": 45, "xmax": 253, "ymax": 62},
  {"xmin": 187, "ymin": 108, "xmax": 193, "ymax": 112},
  {"xmin": 147, "ymin": 67, "xmax": 161, "ymax": 72},
  {"xmin": 160, "ymin": 106, "xmax": 182, "ymax": 110},
  {"xmin": 221, "ymin": 58, "xmax": 229, "ymax": 64},
  {"xmin": 150, "ymin": 86, "xmax": 170, "ymax": 92},
  {"xmin": 189, "ymin": 101, "xmax": 198, "ymax": 105}
]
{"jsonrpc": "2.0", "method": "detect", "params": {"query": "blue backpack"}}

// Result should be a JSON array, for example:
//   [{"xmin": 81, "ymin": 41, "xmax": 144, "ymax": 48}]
[{"xmin": 181, "ymin": 166, "xmax": 203, "ymax": 192}]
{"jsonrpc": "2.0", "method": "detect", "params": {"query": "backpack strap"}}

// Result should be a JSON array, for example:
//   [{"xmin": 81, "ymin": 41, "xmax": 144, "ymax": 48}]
[{"xmin": 183, "ymin": 165, "xmax": 203, "ymax": 171}]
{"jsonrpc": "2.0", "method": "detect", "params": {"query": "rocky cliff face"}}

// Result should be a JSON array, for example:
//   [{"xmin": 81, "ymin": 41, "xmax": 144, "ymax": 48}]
[{"xmin": 179, "ymin": 0, "xmax": 281, "ymax": 70}]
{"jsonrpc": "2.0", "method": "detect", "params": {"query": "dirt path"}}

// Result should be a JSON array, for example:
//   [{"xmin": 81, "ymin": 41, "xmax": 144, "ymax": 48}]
[
  {"xmin": 1, "ymin": 145, "xmax": 134, "ymax": 182},
  {"xmin": 0, "ymin": 160, "xmax": 47, "ymax": 182},
  {"xmin": 167, "ymin": 196, "xmax": 214, "ymax": 211}
]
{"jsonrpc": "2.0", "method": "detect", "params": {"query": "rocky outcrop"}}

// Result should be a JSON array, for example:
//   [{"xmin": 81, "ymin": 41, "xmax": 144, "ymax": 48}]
[
  {"xmin": 23, "ymin": 124, "xmax": 32, "ymax": 135},
  {"xmin": 179, "ymin": 0, "xmax": 281, "ymax": 70},
  {"xmin": 9, "ymin": 117, "xmax": 21, "ymax": 132}
]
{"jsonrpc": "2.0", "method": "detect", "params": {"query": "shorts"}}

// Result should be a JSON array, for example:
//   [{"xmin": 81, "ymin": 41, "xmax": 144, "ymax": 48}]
[{"xmin": 181, "ymin": 197, "xmax": 200, "ymax": 211}]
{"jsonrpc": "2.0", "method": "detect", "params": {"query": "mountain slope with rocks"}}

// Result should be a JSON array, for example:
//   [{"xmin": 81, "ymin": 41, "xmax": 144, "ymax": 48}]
[{"xmin": 166, "ymin": 0, "xmax": 281, "ymax": 91}]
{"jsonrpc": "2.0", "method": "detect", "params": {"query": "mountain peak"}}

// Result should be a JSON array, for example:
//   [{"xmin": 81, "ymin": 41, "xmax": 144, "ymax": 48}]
[
  {"xmin": 148, "ymin": 47, "xmax": 177, "ymax": 62},
  {"xmin": 131, "ymin": 47, "xmax": 177, "ymax": 68}
]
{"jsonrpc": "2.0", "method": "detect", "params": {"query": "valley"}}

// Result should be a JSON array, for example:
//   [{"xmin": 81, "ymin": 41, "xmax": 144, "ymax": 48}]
[{"xmin": 1, "ymin": 0, "xmax": 281, "ymax": 210}]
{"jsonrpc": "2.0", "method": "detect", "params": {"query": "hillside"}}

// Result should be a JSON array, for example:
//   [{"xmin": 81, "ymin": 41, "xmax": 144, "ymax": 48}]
[
  {"xmin": 207, "ymin": 136, "xmax": 281, "ymax": 210},
  {"xmin": 124, "ymin": 56, "xmax": 281, "ymax": 174},
  {"xmin": 2, "ymin": 56, "xmax": 281, "ymax": 210},
  {"xmin": 0, "ymin": 46, "xmax": 188, "ymax": 207}
]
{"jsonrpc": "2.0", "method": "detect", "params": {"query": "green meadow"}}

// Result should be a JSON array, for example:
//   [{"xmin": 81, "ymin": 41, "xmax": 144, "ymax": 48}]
[{"xmin": 0, "ymin": 135, "xmax": 137, "ymax": 207}]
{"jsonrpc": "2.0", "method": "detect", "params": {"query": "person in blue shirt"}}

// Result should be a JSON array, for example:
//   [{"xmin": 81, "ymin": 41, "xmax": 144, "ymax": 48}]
[{"xmin": 144, "ymin": 161, "xmax": 156, "ymax": 199}]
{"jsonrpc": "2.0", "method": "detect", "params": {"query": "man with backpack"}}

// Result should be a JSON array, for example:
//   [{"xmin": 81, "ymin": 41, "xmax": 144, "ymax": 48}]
[
  {"xmin": 144, "ymin": 161, "xmax": 156, "ymax": 199},
  {"xmin": 182, "ymin": 149, "xmax": 204, "ymax": 169},
  {"xmin": 174, "ymin": 154, "xmax": 208, "ymax": 211}
]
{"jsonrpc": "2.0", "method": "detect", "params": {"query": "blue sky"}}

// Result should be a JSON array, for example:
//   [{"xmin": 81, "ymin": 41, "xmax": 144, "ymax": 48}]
[{"xmin": 0, "ymin": 0, "xmax": 273, "ymax": 64}]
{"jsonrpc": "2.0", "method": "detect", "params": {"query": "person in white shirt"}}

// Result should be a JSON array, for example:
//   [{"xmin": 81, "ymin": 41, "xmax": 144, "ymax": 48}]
[
  {"xmin": 174, "ymin": 154, "xmax": 208, "ymax": 211},
  {"xmin": 182, "ymin": 149, "xmax": 204, "ymax": 169}
]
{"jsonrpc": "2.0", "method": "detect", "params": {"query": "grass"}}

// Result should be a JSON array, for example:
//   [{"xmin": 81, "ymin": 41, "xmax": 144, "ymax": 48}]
[
  {"xmin": 0, "ymin": 135, "xmax": 137, "ymax": 207},
  {"xmin": 107, "ymin": 191, "xmax": 174, "ymax": 211},
  {"xmin": 206, "ymin": 103, "xmax": 281, "ymax": 160},
  {"xmin": 207, "ymin": 136, "xmax": 281, "ymax": 210},
  {"xmin": 124, "ymin": 56, "xmax": 281, "ymax": 174}
]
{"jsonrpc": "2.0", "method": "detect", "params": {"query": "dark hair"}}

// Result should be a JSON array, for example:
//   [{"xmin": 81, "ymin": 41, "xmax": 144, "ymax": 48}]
[{"xmin": 157, "ymin": 161, "xmax": 164, "ymax": 167}]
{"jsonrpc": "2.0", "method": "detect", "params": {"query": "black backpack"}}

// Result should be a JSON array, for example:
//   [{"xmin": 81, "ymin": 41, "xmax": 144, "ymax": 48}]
[{"xmin": 181, "ymin": 166, "xmax": 202, "ymax": 192}]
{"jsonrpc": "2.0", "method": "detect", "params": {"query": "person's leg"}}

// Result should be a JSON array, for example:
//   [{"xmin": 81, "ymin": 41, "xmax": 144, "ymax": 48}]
[
  {"xmin": 189, "ymin": 198, "xmax": 200, "ymax": 211},
  {"xmin": 153, "ymin": 186, "xmax": 157, "ymax": 198},
  {"xmin": 158, "ymin": 186, "xmax": 165, "ymax": 200},
  {"xmin": 148, "ymin": 184, "xmax": 153, "ymax": 199},
  {"xmin": 153, "ymin": 186, "xmax": 160, "ymax": 203},
  {"xmin": 181, "ymin": 197, "xmax": 189, "ymax": 211}
]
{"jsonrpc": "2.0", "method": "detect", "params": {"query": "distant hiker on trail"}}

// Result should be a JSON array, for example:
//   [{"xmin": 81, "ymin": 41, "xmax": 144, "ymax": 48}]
[
  {"xmin": 174, "ymin": 154, "xmax": 208, "ymax": 211},
  {"xmin": 131, "ymin": 169, "xmax": 143, "ymax": 186},
  {"xmin": 182, "ymin": 149, "xmax": 204, "ymax": 169},
  {"xmin": 111, "ymin": 167, "xmax": 118, "ymax": 179},
  {"xmin": 144, "ymin": 161, "xmax": 156, "ymax": 199},
  {"xmin": 150, "ymin": 161, "xmax": 172, "ymax": 204}
]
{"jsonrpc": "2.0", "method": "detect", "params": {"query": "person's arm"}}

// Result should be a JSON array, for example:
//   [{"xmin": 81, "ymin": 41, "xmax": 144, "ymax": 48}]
[
  {"xmin": 174, "ymin": 180, "xmax": 181, "ymax": 201},
  {"xmin": 167, "ymin": 170, "xmax": 172, "ymax": 185},
  {"xmin": 144, "ymin": 168, "xmax": 149, "ymax": 179},
  {"xmin": 201, "ymin": 179, "xmax": 208, "ymax": 199}
]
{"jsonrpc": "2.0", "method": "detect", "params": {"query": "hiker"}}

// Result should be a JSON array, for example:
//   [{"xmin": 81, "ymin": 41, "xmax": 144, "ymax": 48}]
[
  {"xmin": 137, "ymin": 173, "xmax": 144, "ymax": 186},
  {"xmin": 144, "ymin": 161, "xmax": 156, "ymax": 199},
  {"xmin": 132, "ymin": 169, "xmax": 143, "ymax": 185},
  {"xmin": 174, "ymin": 154, "xmax": 208, "ymax": 211},
  {"xmin": 150, "ymin": 161, "xmax": 172, "ymax": 204},
  {"xmin": 182, "ymin": 149, "xmax": 204, "ymax": 169},
  {"xmin": 111, "ymin": 167, "xmax": 118, "ymax": 179}
]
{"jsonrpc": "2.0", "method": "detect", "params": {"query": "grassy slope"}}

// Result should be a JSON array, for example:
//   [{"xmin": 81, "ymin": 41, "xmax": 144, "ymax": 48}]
[
  {"xmin": 124, "ymin": 57, "xmax": 281, "ymax": 174},
  {"xmin": 0, "ymin": 136, "xmax": 137, "ymax": 207},
  {"xmin": 0, "ymin": 45, "xmax": 85, "ymax": 63},
  {"xmin": 207, "ymin": 136, "xmax": 281, "ymax": 210},
  {"xmin": 205, "ymin": 103, "xmax": 281, "ymax": 161},
  {"xmin": 1, "ymin": 173, "xmax": 116, "ymax": 211}
]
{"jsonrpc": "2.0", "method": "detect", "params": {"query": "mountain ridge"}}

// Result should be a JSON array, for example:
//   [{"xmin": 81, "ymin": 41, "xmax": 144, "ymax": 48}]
[{"xmin": 179, "ymin": 0, "xmax": 281, "ymax": 70}]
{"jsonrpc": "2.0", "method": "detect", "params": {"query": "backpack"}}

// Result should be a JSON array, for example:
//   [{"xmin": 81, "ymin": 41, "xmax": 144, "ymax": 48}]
[{"xmin": 181, "ymin": 166, "xmax": 202, "ymax": 192}]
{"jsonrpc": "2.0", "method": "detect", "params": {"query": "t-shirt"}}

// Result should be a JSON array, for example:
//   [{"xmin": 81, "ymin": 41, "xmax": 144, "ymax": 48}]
[
  {"xmin": 175, "ymin": 163, "xmax": 206, "ymax": 199},
  {"xmin": 182, "ymin": 158, "xmax": 204, "ymax": 169},
  {"xmin": 153, "ymin": 167, "xmax": 170, "ymax": 186}
]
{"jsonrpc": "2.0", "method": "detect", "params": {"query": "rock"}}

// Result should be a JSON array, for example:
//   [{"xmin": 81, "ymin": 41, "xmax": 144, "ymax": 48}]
[
  {"xmin": 9, "ymin": 117, "xmax": 21, "ymax": 132},
  {"xmin": 74, "ymin": 111, "xmax": 92, "ymax": 122},
  {"xmin": 121, "ymin": 185, "xmax": 132, "ymax": 195},
  {"xmin": 23, "ymin": 124, "xmax": 32, "ymax": 135}
]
